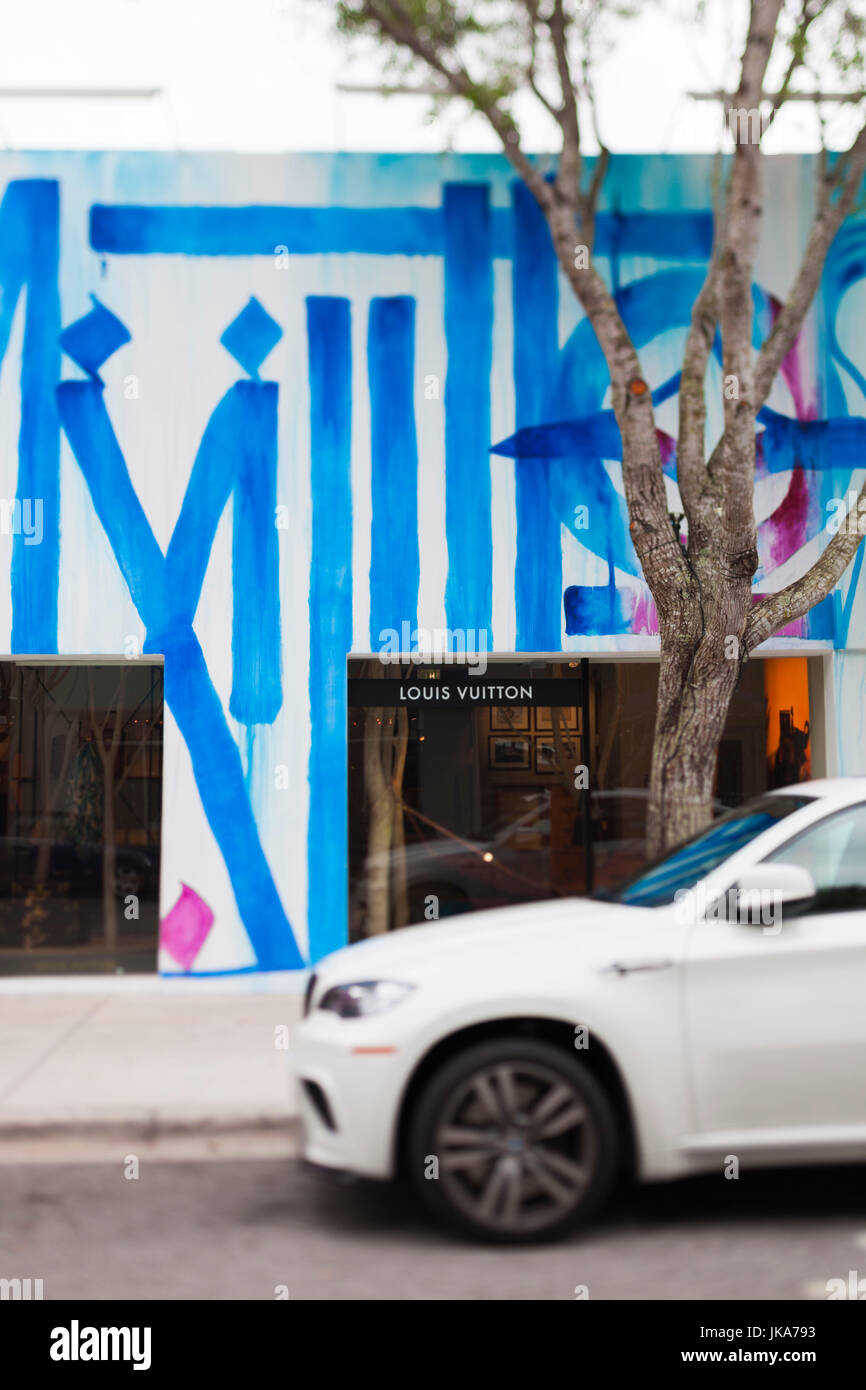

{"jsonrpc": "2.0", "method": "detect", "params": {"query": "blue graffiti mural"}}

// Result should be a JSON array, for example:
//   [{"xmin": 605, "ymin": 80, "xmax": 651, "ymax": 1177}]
[
  {"xmin": 369, "ymin": 295, "xmax": 419, "ymax": 643},
  {"xmin": 0, "ymin": 180, "xmax": 60, "ymax": 653},
  {"xmin": 307, "ymin": 295, "xmax": 353, "ymax": 962},
  {"xmin": 56, "ymin": 295, "xmax": 302, "ymax": 971},
  {"xmin": 1, "ymin": 157, "xmax": 865, "ymax": 970}
]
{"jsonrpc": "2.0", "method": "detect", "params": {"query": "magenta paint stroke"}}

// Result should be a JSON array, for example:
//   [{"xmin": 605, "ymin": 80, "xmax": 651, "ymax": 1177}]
[
  {"xmin": 759, "ymin": 292, "xmax": 820, "ymax": 575},
  {"xmin": 160, "ymin": 883, "xmax": 215, "ymax": 971}
]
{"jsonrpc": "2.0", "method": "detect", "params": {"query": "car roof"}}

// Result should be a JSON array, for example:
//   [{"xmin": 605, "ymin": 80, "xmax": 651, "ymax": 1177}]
[{"xmin": 766, "ymin": 777, "xmax": 866, "ymax": 802}]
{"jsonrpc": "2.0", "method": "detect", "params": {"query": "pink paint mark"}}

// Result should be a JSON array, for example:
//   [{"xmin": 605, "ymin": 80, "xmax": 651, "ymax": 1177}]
[
  {"xmin": 631, "ymin": 591, "xmax": 658, "ymax": 636},
  {"xmin": 780, "ymin": 329, "xmax": 820, "ymax": 422},
  {"xmin": 764, "ymin": 462, "xmax": 809, "ymax": 569},
  {"xmin": 767, "ymin": 288, "xmax": 820, "ymax": 422},
  {"xmin": 656, "ymin": 429, "xmax": 676, "ymax": 475},
  {"xmin": 752, "ymin": 288, "xmax": 820, "ymax": 592},
  {"xmin": 160, "ymin": 884, "xmax": 215, "ymax": 971}
]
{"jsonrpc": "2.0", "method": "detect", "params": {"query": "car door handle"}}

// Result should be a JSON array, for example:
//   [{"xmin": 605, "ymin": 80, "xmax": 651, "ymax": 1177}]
[{"xmin": 601, "ymin": 958, "xmax": 674, "ymax": 976}]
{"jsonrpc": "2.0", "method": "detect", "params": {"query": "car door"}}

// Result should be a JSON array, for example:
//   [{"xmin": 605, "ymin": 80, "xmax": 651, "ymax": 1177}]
[{"xmin": 684, "ymin": 800, "xmax": 866, "ymax": 1147}]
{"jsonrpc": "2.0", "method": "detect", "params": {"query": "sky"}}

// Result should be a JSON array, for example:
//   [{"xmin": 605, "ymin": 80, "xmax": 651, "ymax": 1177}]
[{"xmin": 0, "ymin": 0, "xmax": 861, "ymax": 154}]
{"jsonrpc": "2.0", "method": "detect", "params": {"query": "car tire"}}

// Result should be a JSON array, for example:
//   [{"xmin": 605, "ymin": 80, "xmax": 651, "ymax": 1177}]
[{"xmin": 407, "ymin": 1036, "xmax": 620, "ymax": 1244}]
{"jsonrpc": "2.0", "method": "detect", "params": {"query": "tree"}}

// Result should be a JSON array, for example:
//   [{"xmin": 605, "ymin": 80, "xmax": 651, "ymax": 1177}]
[
  {"xmin": 362, "ymin": 676, "xmax": 410, "ymax": 934},
  {"xmin": 23, "ymin": 669, "xmax": 81, "ymax": 948},
  {"xmin": 86, "ymin": 669, "xmax": 148, "ymax": 954},
  {"xmin": 334, "ymin": 0, "xmax": 866, "ymax": 854}
]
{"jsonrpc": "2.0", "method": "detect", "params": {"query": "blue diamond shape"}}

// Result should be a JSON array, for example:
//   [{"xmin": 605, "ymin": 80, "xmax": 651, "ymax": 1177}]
[
  {"xmin": 220, "ymin": 297, "xmax": 282, "ymax": 379},
  {"xmin": 59, "ymin": 296, "xmax": 131, "ymax": 378}
]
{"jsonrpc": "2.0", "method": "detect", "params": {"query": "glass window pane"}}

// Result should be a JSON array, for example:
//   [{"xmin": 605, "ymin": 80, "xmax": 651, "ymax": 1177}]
[
  {"xmin": 0, "ymin": 662, "xmax": 163, "ymax": 976},
  {"xmin": 765, "ymin": 803, "xmax": 866, "ymax": 897}
]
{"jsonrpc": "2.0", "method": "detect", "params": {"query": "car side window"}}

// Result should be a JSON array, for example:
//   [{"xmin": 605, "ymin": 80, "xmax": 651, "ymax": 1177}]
[{"xmin": 762, "ymin": 803, "xmax": 866, "ymax": 914}]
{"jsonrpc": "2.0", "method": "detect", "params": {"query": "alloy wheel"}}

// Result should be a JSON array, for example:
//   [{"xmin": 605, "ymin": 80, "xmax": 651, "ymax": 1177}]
[{"xmin": 432, "ymin": 1058, "xmax": 600, "ymax": 1236}]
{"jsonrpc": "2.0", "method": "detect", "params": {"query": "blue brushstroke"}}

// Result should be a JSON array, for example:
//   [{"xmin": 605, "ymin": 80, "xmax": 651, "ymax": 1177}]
[
  {"xmin": 495, "ymin": 251, "xmax": 866, "ymax": 624},
  {"xmin": 495, "ymin": 403, "xmax": 866, "ymax": 478},
  {"xmin": 806, "ymin": 593, "xmax": 836, "ymax": 642},
  {"xmin": 512, "ymin": 180, "xmax": 562, "ymax": 650},
  {"xmin": 651, "ymin": 372, "xmax": 683, "ymax": 409},
  {"xmin": 59, "ymin": 295, "xmax": 130, "ymax": 378},
  {"xmin": 0, "ymin": 180, "xmax": 60, "ymax": 653},
  {"xmin": 503, "ymin": 265, "xmax": 712, "ymax": 603},
  {"xmin": 757, "ymin": 408, "xmax": 866, "ymax": 472},
  {"xmin": 835, "ymin": 540, "xmax": 866, "ymax": 647},
  {"xmin": 564, "ymin": 576, "xmax": 631, "ymax": 636},
  {"xmin": 160, "ymin": 386, "xmax": 283, "ymax": 726},
  {"xmin": 493, "ymin": 411, "xmax": 637, "ymax": 579},
  {"xmin": 307, "ymin": 296, "xmax": 353, "ymax": 963},
  {"xmin": 595, "ymin": 209, "xmax": 713, "ymax": 261},
  {"xmin": 90, "ymin": 203, "xmax": 713, "ymax": 265},
  {"xmin": 91, "ymin": 204, "xmax": 445, "ymax": 258},
  {"xmin": 443, "ymin": 184, "xmax": 493, "ymax": 641},
  {"xmin": 57, "ymin": 377, "xmax": 302, "ymax": 971},
  {"xmin": 368, "ymin": 296, "xmax": 419, "ymax": 643},
  {"xmin": 166, "ymin": 391, "xmax": 249, "ymax": 618},
  {"xmin": 229, "ymin": 382, "xmax": 282, "ymax": 726},
  {"xmin": 823, "ymin": 222, "xmax": 866, "ymax": 407},
  {"xmin": 220, "ymin": 295, "xmax": 282, "ymax": 381}
]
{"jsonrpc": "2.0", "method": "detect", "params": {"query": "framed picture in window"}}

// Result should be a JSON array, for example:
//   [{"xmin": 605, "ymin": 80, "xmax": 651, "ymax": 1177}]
[
  {"xmin": 534, "ymin": 705, "xmax": 580, "ymax": 733},
  {"xmin": 488, "ymin": 736, "xmax": 530, "ymax": 770},
  {"xmin": 534, "ymin": 740, "xmax": 558, "ymax": 774},
  {"xmin": 490, "ymin": 706, "xmax": 530, "ymax": 732}
]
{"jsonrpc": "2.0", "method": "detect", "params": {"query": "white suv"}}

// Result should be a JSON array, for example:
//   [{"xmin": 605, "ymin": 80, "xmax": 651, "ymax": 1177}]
[{"xmin": 292, "ymin": 780, "xmax": 866, "ymax": 1242}]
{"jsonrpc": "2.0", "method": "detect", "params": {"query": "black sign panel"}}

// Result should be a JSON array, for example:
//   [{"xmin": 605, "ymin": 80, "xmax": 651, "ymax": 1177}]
[{"xmin": 348, "ymin": 677, "xmax": 583, "ymax": 708}]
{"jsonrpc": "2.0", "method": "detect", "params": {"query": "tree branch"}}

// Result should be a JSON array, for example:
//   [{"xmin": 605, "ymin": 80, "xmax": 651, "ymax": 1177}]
[
  {"xmin": 548, "ymin": 0, "xmax": 582, "ymax": 204},
  {"xmin": 352, "ymin": 0, "xmax": 690, "ymax": 604},
  {"xmin": 360, "ymin": 0, "xmax": 556, "ymax": 212},
  {"xmin": 677, "ymin": 163, "xmax": 728, "ymax": 524},
  {"xmin": 761, "ymin": 0, "xmax": 830, "ymax": 133},
  {"xmin": 717, "ymin": 0, "xmax": 782, "ymax": 564},
  {"xmin": 745, "ymin": 480, "xmax": 866, "ymax": 649},
  {"xmin": 579, "ymin": 46, "xmax": 610, "ymax": 255}
]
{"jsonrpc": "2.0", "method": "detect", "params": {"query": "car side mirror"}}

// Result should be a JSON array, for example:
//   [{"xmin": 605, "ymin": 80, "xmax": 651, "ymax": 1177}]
[{"xmin": 726, "ymin": 862, "xmax": 816, "ymax": 924}]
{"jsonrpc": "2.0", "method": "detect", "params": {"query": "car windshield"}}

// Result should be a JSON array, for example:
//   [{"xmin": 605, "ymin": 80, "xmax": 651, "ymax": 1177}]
[{"xmin": 593, "ymin": 793, "xmax": 814, "ymax": 907}]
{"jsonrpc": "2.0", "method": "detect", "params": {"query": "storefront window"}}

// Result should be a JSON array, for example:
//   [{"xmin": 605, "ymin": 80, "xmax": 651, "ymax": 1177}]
[
  {"xmin": 347, "ymin": 656, "xmax": 812, "ymax": 938},
  {"xmin": 0, "ymin": 662, "xmax": 163, "ymax": 975},
  {"xmin": 348, "ymin": 660, "xmax": 588, "ymax": 939}
]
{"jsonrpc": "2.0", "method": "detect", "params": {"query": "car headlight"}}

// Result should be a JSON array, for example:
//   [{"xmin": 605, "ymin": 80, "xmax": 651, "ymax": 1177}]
[{"xmin": 317, "ymin": 980, "xmax": 415, "ymax": 1019}]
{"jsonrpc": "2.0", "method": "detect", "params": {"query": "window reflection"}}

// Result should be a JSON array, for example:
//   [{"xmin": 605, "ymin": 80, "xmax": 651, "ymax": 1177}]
[
  {"xmin": 347, "ymin": 656, "xmax": 806, "ymax": 940},
  {"xmin": 0, "ymin": 663, "xmax": 163, "ymax": 975}
]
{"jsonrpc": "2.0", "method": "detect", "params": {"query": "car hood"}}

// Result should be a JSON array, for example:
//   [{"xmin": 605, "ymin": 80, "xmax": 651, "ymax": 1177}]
[{"xmin": 314, "ymin": 894, "xmax": 668, "ymax": 985}]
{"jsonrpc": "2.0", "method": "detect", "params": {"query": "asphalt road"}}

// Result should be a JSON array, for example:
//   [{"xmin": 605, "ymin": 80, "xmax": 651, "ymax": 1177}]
[{"xmin": 2, "ymin": 1156, "xmax": 866, "ymax": 1300}]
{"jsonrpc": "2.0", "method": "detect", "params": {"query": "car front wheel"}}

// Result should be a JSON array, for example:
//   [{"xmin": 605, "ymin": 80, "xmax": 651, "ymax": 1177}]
[{"xmin": 407, "ymin": 1036, "xmax": 620, "ymax": 1243}]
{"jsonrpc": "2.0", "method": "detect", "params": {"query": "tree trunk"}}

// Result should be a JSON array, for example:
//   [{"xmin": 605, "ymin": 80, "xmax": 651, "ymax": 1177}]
[
  {"xmin": 87, "ymin": 669, "xmax": 126, "ymax": 957},
  {"xmin": 33, "ymin": 711, "xmax": 78, "ymax": 891},
  {"xmin": 389, "ymin": 707, "xmax": 410, "ymax": 929},
  {"xmin": 363, "ymin": 707, "xmax": 393, "ymax": 935},
  {"xmin": 102, "ymin": 776, "xmax": 117, "ymax": 953},
  {"xmin": 646, "ymin": 615, "xmax": 746, "ymax": 858}
]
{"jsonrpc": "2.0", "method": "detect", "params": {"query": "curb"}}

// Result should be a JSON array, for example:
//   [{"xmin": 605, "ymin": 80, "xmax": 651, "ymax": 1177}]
[{"xmin": 0, "ymin": 1114, "xmax": 302, "ymax": 1144}]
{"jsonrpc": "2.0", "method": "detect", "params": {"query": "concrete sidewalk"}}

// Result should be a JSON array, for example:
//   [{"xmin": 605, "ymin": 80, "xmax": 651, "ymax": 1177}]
[{"xmin": 0, "ymin": 982, "xmax": 305, "ymax": 1161}]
